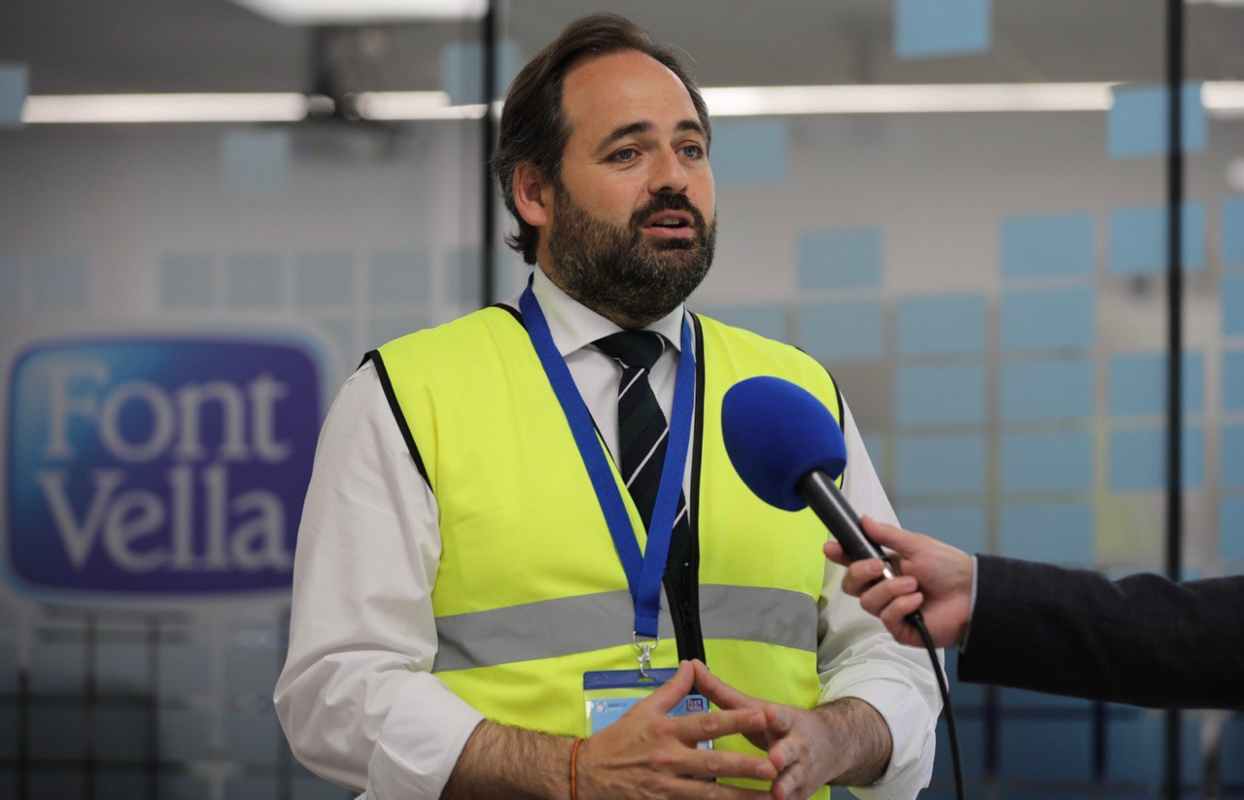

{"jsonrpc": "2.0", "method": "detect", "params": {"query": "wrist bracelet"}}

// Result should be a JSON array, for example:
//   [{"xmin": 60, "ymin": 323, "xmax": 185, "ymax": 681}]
[{"xmin": 569, "ymin": 738, "xmax": 584, "ymax": 800}]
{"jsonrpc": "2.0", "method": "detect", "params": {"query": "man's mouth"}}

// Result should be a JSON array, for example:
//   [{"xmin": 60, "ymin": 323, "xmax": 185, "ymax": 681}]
[{"xmin": 641, "ymin": 210, "xmax": 696, "ymax": 239}]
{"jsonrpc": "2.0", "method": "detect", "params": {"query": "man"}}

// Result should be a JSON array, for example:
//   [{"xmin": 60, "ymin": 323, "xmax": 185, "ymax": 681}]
[
  {"xmin": 825, "ymin": 517, "xmax": 1244, "ymax": 709},
  {"xmin": 275, "ymin": 14, "xmax": 940, "ymax": 799}
]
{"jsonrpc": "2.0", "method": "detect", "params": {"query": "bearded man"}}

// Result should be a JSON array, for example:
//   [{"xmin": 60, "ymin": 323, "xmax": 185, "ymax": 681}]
[{"xmin": 276, "ymin": 13, "xmax": 940, "ymax": 800}]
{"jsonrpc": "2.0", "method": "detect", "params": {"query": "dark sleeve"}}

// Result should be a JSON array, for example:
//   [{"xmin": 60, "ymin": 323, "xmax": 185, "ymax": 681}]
[{"xmin": 958, "ymin": 555, "xmax": 1244, "ymax": 709}]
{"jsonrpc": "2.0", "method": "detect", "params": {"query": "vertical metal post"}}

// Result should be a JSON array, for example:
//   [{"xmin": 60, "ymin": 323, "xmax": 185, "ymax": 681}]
[
  {"xmin": 1164, "ymin": 0, "xmax": 1185, "ymax": 797},
  {"xmin": 480, "ymin": 0, "xmax": 498, "ymax": 308}
]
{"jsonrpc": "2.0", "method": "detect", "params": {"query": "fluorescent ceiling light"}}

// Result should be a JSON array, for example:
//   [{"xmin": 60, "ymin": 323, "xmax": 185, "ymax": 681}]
[
  {"xmin": 229, "ymin": 0, "xmax": 486, "ymax": 24},
  {"xmin": 20, "ymin": 82, "xmax": 1244, "ymax": 124},
  {"xmin": 21, "ymin": 93, "xmax": 311, "ymax": 124},
  {"xmin": 702, "ymin": 83, "xmax": 1115, "ymax": 115}
]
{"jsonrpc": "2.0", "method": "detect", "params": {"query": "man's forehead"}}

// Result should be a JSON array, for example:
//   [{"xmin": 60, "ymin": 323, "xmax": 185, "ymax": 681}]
[{"xmin": 561, "ymin": 49, "xmax": 698, "ymax": 135}]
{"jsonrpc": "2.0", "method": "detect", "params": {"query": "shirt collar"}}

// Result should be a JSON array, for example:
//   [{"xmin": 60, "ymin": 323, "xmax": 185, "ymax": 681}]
[{"xmin": 529, "ymin": 267, "xmax": 686, "ymax": 358}]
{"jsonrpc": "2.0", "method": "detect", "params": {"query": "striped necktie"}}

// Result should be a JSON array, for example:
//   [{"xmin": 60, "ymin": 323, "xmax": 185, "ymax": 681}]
[
  {"xmin": 593, "ymin": 329, "xmax": 702, "ymax": 661},
  {"xmin": 593, "ymin": 330, "xmax": 689, "ymax": 534}
]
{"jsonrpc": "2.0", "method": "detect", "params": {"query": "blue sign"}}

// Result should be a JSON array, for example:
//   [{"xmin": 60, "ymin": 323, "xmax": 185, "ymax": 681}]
[{"xmin": 6, "ymin": 336, "xmax": 323, "ymax": 597}]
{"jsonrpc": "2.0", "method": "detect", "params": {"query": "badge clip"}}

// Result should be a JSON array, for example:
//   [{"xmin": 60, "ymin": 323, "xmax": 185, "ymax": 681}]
[{"xmin": 632, "ymin": 632, "xmax": 658, "ymax": 679}]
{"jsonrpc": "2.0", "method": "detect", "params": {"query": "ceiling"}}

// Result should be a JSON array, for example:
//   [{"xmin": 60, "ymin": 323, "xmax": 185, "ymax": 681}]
[{"xmin": 1, "ymin": 0, "xmax": 1242, "ymax": 96}]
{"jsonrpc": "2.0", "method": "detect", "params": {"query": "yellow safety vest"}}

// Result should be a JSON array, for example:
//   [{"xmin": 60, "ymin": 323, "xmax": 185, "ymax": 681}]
[{"xmin": 372, "ymin": 305, "xmax": 843, "ymax": 797}]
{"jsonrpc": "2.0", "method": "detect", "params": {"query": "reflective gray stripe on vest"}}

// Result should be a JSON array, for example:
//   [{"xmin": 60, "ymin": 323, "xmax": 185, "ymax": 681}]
[{"xmin": 433, "ymin": 584, "xmax": 817, "ymax": 672}]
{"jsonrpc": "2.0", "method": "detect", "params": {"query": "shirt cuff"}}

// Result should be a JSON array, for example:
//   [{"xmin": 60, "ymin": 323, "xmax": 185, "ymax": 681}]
[
  {"xmin": 366, "ymin": 676, "xmax": 485, "ymax": 800},
  {"xmin": 822, "ymin": 669, "xmax": 939, "ymax": 799},
  {"xmin": 960, "ymin": 555, "xmax": 980, "ymax": 653}
]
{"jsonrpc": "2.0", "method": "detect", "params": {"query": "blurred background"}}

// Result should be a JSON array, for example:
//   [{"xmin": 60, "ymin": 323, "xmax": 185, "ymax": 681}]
[{"xmin": 1, "ymin": 0, "xmax": 1242, "ymax": 797}]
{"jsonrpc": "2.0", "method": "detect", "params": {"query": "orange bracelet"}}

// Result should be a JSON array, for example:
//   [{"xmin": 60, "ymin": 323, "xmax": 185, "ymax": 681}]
[{"xmin": 569, "ymin": 737, "xmax": 584, "ymax": 800}]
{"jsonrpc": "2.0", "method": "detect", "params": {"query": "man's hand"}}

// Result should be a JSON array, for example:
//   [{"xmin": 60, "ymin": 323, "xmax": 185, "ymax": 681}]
[
  {"xmin": 577, "ymin": 660, "xmax": 778, "ymax": 798},
  {"xmin": 690, "ymin": 661, "xmax": 892, "ymax": 800},
  {"xmin": 823, "ymin": 516, "xmax": 974, "ymax": 649}
]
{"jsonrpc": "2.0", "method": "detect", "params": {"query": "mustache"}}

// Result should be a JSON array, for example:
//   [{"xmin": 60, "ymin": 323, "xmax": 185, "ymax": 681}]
[{"xmin": 628, "ymin": 194, "xmax": 708, "ymax": 234}]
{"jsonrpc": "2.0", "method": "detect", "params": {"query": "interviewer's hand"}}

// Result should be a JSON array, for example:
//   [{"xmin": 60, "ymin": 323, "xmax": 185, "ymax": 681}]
[
  {"xmin": 823, "ymin": 517, "xmax": 974, "ymax": 649},
  {"xmin": 577, "ymin": 660, "xmax": 776, "ymax": 798}
]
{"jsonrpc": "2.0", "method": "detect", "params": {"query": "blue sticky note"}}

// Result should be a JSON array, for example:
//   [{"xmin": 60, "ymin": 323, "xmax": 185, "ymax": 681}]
[
  {"xmin": 439, "ymin": 40, "xmax": 522, "ymax": 105},
  {"xmin": 897, "ymin": 505, "xmax": 987, "ymax": 554},
  {"xmin": 1000, "ymin": 359, "xmax": 1094, "ymax": 422},
  {"xmin": 1108, "ymin": 351, "xmax": 1204, "ymax": 416},
  {"xmin": 700, "ymin": 305, "xmax": 786, "ymax": 342},
  {"xmin": 295, "ymin": 252, "xmax": 354, "ymax": 308},
  {"xmin": 1000, "ymin": 287, "xmax": 1095, "ymax": 351},
  {"xmin": 221, "ymin": 130, "xmax": 289, "ymax": 194},
  {"xmin": 797, "ymin": 227, "xmax": 883, "ymax": 290},
  {"xmin": 1108, "ymin": 83, "xmax": 1206, "ymax": 159},
  {"xmin": 159, "ymin": 253, "xmax": 214, "ymax": 308},
  {"xmin": 225, "ymin": 253, "xmax": 283, "ymax": 307},
  {"xmin": 1108, "ymin": 715, "xmax": 1203, "ymax": 784},
  {"xmin": 369, "ymin": 251, "xmax": 430, "ymax": 306},
  {"xmin": 1109, "ymin": 203, "xmax": 1206, "ymax": 274},
  {"xmin": 1000, "ymin": 212, "xmax": 1095, "ymax": 279},
  {"xmin": 1000, "ymin": 503, "xmax": 1094, "ymax": 566},
  {"xmin": 895, "ymin": 0, "xmax": 991, "ymax": 59},
  {"xmin": 895, "ymin": 434, "xmax": 986, "ymax": 496},
  {"xmin": 31, "ymin": 255, "xmax": 88, "ymax": 310},
  {"xmin": 795, "ymin": 302, "xmax": 883, "ymax": 361},
  {"xmin": 897, "ymin": 294, "xmax": 986, "ymax": 356},
  {"xmin": 1223, "ymin": 426, "xmax": 1244, "ymax": 488},
  {"xmin": 1224, "ymin": 275, "xmax": 1244, "ymax": 337},
  {"xmin": 999, "ymin": 720, "xmax": 1092, "ymax": 781},
  {"xmin": 895, "ymin": 364, "xmax": 985, "ymax": 426},
  {"xmin": 1224, "ymin": 196, "xmax": 1244, "ymax": 270},
  {"xmin": 1225, "ymin": 351, "xmax": 1244, "ymax": 411},
  {"xmin": 1222, "ymin": 499, "xmax": 1244, "ymax": 561},
  {"xmin": 709, "ymin": 119, "xmax": 789, "ymax": 185},
  {"xmin": 0, "ymin": 64, "xmax": 27, "ymax": 126},
  {"xmin": 1110, "ymin": 426, "xmax": 1204, "ymax": 492},
  {"xmin": 1001, "ymin": 431, "xmax": 1093, "ymax": 494}
]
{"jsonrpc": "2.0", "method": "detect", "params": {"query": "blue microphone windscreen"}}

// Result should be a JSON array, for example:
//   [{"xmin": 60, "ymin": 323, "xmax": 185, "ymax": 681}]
[{"xmin": 722, "ymin": 376, "xmax": 847, "ymax": 511}]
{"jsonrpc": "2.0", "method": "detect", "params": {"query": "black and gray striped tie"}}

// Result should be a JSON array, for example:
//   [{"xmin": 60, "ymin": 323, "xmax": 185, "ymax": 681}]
[{"xmin": 593, "ymin": 330, "xmax": 690, "ymax": 539}]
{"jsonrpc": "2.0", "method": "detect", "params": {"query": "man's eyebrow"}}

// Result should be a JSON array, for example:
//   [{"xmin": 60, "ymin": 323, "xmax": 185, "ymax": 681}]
[
  {"xmin": 675, "ymin": 119, "xmax": 706, "ymax": 138},
  {"xmin": 593, "ymin": 119, "xmax": 707, "ymax": 155},
  {"xmin": 595, "ymin": 121, "xmax": 652, "ymax": 155}
]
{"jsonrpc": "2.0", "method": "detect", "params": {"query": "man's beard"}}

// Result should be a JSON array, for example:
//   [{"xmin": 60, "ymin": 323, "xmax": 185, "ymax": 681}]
[{"xmin": 546, "ymin": 183, "xmax": 716, "ymax": 327}]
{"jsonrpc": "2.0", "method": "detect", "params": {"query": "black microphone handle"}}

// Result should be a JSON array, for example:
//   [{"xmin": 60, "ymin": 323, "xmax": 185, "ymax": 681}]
[{"xmin": 797, "ymin": 470, "xmax": 896, "ymax": 579}]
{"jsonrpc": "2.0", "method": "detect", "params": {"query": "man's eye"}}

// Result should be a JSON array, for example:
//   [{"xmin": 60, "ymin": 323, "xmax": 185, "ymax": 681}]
[
  {"xmin": 610, "ymin": 148, "xmax": 639, "ymax": 163},
  {"xmin": 681, "ymin": 144, "xmax": 705, "ymax": 159}
]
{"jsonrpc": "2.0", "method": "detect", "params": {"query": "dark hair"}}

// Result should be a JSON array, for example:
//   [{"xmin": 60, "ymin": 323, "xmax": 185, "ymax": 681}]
[{"xmin": 494, "ymin": 13, "xmax": 712, "ymax": 265}]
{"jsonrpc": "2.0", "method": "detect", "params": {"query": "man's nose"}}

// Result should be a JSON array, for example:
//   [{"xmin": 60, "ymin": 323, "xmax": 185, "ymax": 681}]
[{"xmin": 647, "ymin": 148, "xmax": 689, "ymax": 195}]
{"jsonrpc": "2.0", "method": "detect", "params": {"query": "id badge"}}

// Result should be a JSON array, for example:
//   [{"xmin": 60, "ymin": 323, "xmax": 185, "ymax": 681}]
[{"xmin": 583, "ymin": 669, "xmax": 712, "ymax": 748}]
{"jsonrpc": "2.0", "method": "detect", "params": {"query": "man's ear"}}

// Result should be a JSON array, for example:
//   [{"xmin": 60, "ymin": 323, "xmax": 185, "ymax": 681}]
[{"xmin": 512, "ymin": 162, "xmax": 552, "ymax": 229}]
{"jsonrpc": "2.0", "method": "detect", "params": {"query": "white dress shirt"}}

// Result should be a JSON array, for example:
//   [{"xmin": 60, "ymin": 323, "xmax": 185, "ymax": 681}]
[{"xmin": 275, "ymin": 268, "xmax": 942, "ymax": 799}]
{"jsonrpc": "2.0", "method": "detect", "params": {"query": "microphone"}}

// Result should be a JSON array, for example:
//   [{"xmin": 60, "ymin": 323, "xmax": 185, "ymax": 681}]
[
  {"xmin": 721, "ymin": 376, "xmax": 894, "ymax": 577},
  {"xmin": 721, "ymin": 376, "xmax": 967, "ymax": 800}
]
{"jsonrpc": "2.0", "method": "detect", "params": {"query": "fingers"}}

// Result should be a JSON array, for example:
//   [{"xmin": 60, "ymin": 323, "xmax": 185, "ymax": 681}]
[
  {"xmin": 839, "ymin": 558, "xmax": 890, "ymax": 597},
  {"xmin": 822, "ymin": 540, "xmax": 847, "ymax": 567},
  {"xmin": 648, "ymin": 660, "xmax": 696, "ymax": 713},
  {"xmin": 691, "ymin": 660, "xmax": 759, "ymax": 711},
  {"xmin": 880, "ymin": 592, "xmax": 924, "ymax": 631},
  {"xmin": 859, "ymin": 515, "xmax": 920, "ymax": 556},
  {"xmin": 661, "ymin": 775, "xmax": 769, "ymax": 799},
  {"xmin": 857, "ymin": 575, "xmax": 918, "ymax": 618},
  {"xmin": 652, "ymin": 745, "xmax": 777, "ymax": 782},
  {"xmin": 670, "ymin": 707, "xmax": 769, "ymax": 744}
]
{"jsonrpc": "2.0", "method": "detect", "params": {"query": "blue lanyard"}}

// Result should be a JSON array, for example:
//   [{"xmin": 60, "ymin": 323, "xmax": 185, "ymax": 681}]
[{"xmin": 519, "ymin": 277, "xmax": 696, "ymax": 640}]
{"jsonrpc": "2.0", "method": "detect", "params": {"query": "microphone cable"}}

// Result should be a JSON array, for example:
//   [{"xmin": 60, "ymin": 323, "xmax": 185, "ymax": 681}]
[{"xmin": 907, "ymin": 607, "xmax": 964, "ymax": 800}]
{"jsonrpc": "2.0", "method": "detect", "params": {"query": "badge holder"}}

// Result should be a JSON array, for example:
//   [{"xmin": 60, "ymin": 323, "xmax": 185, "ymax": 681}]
[{"xmin": 583, "ymin": 638, "xmax": 712, "ymax": 747}]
